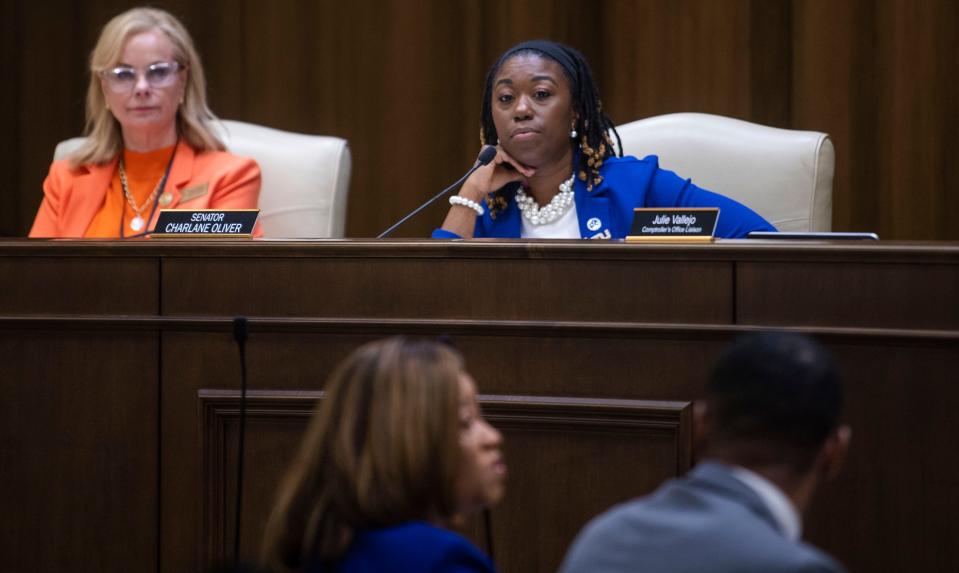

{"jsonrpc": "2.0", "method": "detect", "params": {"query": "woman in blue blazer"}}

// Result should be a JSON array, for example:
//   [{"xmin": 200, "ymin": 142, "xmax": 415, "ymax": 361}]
[
  {"xmin": 261, "ymin": 338, "xmax": 506, "ymax": 573},
  {"xmin": 435, "ymin": 40, "xmax": 774, "ymax": 240}
]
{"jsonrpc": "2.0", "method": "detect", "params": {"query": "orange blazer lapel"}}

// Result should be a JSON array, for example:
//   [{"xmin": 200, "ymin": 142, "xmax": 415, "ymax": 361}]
[{"xmin": 61, "ymin": 159, "xmax": 116, "ymax": 237}]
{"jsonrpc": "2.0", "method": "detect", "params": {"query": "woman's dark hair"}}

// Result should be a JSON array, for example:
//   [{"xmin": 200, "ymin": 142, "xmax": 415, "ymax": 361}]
[
  {"xmin": 480, "ymin": 40, "xmax": 623, "ymax": 215},
  {"xmin": 260, "ymin": 338, "xmax": 464, "ymax": 572}
]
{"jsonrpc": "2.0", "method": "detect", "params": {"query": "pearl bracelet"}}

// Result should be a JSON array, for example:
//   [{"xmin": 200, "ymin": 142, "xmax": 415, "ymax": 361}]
[{"xmin": 449, "ymin": 195, "xmax": 485, "ymax": 216}]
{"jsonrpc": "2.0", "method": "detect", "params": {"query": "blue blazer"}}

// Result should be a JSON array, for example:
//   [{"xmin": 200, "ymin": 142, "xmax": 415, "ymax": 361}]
[
  {"xmin": 559, "ymin": 462, "xmax": 846, "ymax": 573},
  {"xmin": 309, "ymin": 522, "xmax": 496, "ymax": 573},
  {"xmin": 433, "ymin": 155, "xmax": 776, "ymax": 239}
]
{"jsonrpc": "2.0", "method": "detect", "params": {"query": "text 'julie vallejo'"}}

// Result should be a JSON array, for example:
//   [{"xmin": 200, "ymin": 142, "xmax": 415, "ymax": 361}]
[{"xmin": 642, "ymin": 213, "xmax": 703, "ymax": 234}]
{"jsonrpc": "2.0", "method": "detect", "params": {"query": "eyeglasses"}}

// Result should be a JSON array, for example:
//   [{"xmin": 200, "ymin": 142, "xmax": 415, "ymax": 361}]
[{"xmin": 99, "ymin": 61, "xmax": 185, "ymax": 93}]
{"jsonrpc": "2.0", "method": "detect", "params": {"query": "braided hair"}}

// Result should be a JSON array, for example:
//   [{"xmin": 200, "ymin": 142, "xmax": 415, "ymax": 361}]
[{"xmin": 479, "ymin": 40, "xmax": 623, "ymax": 216}]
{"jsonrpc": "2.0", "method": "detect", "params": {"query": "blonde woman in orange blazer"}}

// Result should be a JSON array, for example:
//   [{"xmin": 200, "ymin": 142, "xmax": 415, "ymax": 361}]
[{"xmin": 29, "ymin": 7, "xmax": 261, "ymax": 238}]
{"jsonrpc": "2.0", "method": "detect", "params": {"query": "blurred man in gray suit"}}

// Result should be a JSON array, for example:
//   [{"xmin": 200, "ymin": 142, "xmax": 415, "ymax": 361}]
[{"xmin": 559, "ymin": 332, "xmax": 851, "ymax": 573}]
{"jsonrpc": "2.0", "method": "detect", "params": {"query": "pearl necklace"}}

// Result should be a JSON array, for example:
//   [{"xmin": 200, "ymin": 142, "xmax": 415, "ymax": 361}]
[{"xmin": 515, "ymin": 173, "xmax": 575, "ymax": 225}]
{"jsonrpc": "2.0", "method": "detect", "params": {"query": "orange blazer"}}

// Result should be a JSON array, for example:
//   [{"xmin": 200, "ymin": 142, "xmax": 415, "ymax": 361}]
[{"xmin": 29, "ymin": 141, "xmax": 262, "ymax": 237}]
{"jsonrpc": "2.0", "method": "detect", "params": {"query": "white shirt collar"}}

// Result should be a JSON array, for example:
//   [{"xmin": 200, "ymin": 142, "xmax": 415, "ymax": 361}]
[{"xmin": 729, "ymin": 465, "xmax": 802, "ymax": 542}]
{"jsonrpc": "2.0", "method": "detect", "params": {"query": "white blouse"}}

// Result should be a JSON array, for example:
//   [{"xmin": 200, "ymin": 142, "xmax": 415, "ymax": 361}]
[{"xmin": 519, "ymin": 202, "xmax": 580, "ymax": 238}]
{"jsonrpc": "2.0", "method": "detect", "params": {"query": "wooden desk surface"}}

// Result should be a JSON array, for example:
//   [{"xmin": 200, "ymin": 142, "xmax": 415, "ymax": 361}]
[{"xmin": 2, "ymin": 239, "xmax": 957, "ymax": 573}]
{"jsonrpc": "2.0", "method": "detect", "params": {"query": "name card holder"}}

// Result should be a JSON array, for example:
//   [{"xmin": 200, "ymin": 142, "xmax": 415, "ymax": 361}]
[
  {"xmin": 150, "ymin": 209, "xmax": 259, "ymax": 238},
  {"xmin": 626, "ymin": 208, "xmax": 719, "ymax": 243}
]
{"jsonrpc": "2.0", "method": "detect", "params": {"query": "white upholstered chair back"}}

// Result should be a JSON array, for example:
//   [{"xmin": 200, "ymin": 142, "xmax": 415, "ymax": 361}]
[
  {"xmin": 614, "ymin": 113, "xmax": 834, "ymax": 231},
  {"xmin": 52, "ymin": 119, "xmax": 351, "ymax": 238}
]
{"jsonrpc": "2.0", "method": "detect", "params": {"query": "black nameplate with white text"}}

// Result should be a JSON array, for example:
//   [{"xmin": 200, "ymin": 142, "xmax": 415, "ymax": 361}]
[
  {"xmin": 626, "ymin": 208, "xmax": 719, "ymax": 243},
  {"xmin": 151, "ymin": 209, "xmax": 259, "ymax": 238}
]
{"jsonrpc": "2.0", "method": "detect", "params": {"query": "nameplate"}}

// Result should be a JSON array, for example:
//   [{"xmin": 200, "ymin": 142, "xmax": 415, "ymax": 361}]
[
  {"xmin": 150, "ymin": 209, "xmax": 259, "ymax": 238},
  {"xmin": 626, "ymin": 208, "xmax": 719, "ymax": 243}
]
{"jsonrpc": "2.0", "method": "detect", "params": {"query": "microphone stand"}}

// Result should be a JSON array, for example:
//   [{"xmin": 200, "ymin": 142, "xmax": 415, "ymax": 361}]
[{"xmin": 377, "ymin": 146, "xmax": 496, "ymax": 238}]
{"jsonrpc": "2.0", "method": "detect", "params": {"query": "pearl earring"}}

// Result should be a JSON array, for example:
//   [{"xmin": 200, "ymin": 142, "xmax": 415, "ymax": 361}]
[{"xmin": 570, "ymin": 129, "xmax": 578, "ymax": 139}]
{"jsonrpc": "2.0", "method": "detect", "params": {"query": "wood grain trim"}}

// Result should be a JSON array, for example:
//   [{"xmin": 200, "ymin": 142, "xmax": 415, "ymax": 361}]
[
  {"xmin": 198, "ymin": 390, "xmax": 693, "ymax": 564},
  {"xmin": 478, "ymin": 395, "xmax": 694, "ymax": 475},
  {"xmin": 199, "ymin": 390, "xmax": 320, "ymax": 565},
  {"xmin": 2, "ymin": 239, "xmax": 958, "ymax": 264},
  {"xmin": 3, "ymin": 315, "xmax": 957, "ymax": 343}
]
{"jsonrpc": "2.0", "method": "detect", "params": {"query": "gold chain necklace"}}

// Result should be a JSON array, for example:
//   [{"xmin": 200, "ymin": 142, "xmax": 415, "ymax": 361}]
[{"xmin": 118, "ymin": 156, "xmax": 165, "ymax": 233}]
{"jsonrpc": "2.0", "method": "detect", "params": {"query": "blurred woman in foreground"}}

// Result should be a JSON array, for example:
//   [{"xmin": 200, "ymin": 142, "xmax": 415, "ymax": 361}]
[{"xmin": 261, "ymin": 338, "xmax": 506, "ymax": 573}]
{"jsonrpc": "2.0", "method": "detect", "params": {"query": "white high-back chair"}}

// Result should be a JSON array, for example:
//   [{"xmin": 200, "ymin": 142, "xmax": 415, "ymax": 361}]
[
  {"xmin": 615, "ymin": 113, "xmax": 834, "ymax": 231},
  {"xmin": 53, "ymin": 119, "xmax": 351, "ymax": 238},
  {"xmin": 214, "ymin": 120, "xmax": 350, "ymax": 238}
]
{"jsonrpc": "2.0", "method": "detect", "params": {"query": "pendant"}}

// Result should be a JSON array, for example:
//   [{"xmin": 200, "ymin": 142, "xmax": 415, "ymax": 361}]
[{"xmin": 130, "ymin": 216, "xmax": 145, "ymax": 232}]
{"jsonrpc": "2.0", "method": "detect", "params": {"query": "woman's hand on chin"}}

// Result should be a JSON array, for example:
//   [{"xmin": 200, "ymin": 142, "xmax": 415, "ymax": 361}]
[{"xmin": 460, "ymin": 146, "xmax": 535, "ymax": 202}]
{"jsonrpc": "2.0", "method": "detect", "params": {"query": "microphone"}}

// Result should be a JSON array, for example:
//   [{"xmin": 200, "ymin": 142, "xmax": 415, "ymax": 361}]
[{"xmin": 377, "ymin": 146, "xmax": 497, "ymax": 238}]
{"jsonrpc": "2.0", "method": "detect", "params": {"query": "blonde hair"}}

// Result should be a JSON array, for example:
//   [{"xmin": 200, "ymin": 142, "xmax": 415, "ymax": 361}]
[
  {"xmin": 71, "ymin": 7, "xmax": 224, "ymax": 166},
  {"xmin": 261, "ymin": 338, "xmax": 464, "ymax": 572}
]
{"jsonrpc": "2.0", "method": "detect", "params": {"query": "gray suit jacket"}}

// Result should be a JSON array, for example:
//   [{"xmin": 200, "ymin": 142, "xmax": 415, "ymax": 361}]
[{"xmin": 559, "ymin": 462, "xmax": 846, "ymax": 573}]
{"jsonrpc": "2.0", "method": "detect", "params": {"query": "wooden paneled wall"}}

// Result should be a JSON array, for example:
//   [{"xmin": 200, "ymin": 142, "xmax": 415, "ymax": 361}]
[
  {"xmin": 1, "ymin": 0, "xmax": 956, "ymax": 239},
  {"xmin": 2, "ymin": 239, "xmax": 958, "ymax": 572}
]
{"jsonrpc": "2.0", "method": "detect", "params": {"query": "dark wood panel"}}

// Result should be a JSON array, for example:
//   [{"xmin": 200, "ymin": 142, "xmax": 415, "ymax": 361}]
[
  {"xmin": 599, "ymin": 0, "xmax": 755, "ymax": 123},
  {"xmin": 0, "ymin": 256, "xmax": 158, "ymax": 315},
  {"xmin": 0, "ymin": 0, "xmax": 22, "ymax": 236},
  {"xmin": 748, "ymin": 0, "xmax": 792, "ymax": 127},
  {"xmin": 479, "ymin": 395, "xmax": 692, "ymax": 573},
  {"xmin": 161, "ymin": 331, "xmax": 318, "ymax": 573},
  {"xmin": 0, "ymin": 241, "xmax": 956, "ymax": 573},
  {"xmin": 161, "ymin": 257, "xmax": 732, "ymax": 323},
  {"xmin": 871, "ymin": 1, "xmax": 957, "ymax": 240},
  {"xmin": 792, "ymin": 0, "xmax": 959, "ymax": 240},
  {"xmin": 791, "ymin": 0, "xmax": 856, "ymax": 232},
  {"xmin": 200, "ymin": 390, "xmax": 318, "ymax": 567},
  {"xmin": 6, "ymin": 236, "xmax": 959, "ymax": 263},
  {"xmin": 198, "ymin": 390, "xmax": 692, "ymax": 572},
  {"xmin": 168, "ymin": 325, "xmax": 726, "ymax": 395},
  {"xmin": 10, "ymin": 1, "xmax": 87, "ymax": 235},
  {"xmin": 0, "ymin": 329, "xmax": 158, "ymax": 573},
  {"xmin": 736, "ymin": 260, "xmax": 959, "ymax": 329},
  {"xmin": 805, "ymin": 335, "xmax": 959, "ymax": 573}
]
